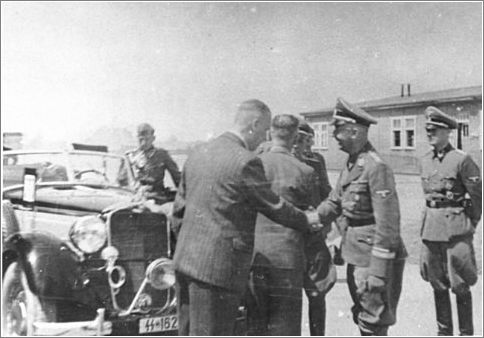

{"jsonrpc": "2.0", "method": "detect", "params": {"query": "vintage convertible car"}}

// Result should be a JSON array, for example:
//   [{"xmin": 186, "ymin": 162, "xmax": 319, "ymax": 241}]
[{"xmin": 2, "ymin": 149, "xmax": 178, "ymax": 336}]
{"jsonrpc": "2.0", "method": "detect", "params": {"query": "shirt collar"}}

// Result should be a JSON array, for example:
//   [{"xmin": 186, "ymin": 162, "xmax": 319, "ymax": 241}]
[
  {"xmin": 270, "ymin": 145, "xmax": 292, "ymax": 155},
  {"xmin": 227, "ymin": 130, "xmax": 249, "ymax": 149}
]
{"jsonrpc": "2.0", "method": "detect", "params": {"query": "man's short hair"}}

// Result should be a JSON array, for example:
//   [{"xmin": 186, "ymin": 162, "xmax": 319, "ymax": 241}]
[
  {"xmin": 137, "ymin": 123, "xmax": 155, "ymax": 136},
  {"xmin": 271, "ymin": 114, "xmax": 299, "ymax": 140},
  {"xmin": 234, "ymin": 99, "xmax": 272, "ymax": 126}
]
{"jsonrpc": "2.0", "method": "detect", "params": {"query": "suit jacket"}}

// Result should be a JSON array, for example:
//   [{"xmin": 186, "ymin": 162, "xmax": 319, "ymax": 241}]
[
  {"xmin": 172, "ymin": 132, "xmax": 309, "ymax": 293},
  {"xmin": 420, "ymin": 144, "xmax": 482, "ymax": 241},
  {"xmin": 253, "ymin": 146, "xmax": 315, "ymax": 270},
  {"xmin": 317, "ymin": 142, "xmax": 407, "ymax": 278}
]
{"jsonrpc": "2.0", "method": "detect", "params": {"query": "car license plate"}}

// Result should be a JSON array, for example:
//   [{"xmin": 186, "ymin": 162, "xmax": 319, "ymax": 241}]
[{"xmin": 139, "ymin": 315, "xmax": 178, "ymax": 334}]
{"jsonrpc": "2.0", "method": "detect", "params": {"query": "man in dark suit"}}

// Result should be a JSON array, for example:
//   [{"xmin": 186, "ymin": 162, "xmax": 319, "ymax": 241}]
[
  {"xmin": 118, "ymin": 123, "xmax": 181, "ymax": 203},
  {"xmin": 246, "ymin": 114, "xmax": 315, "ymax": 336},
  {"xmin": 171, "ymin": 100, "xmax": 320, "ymax": 336},
  {"xmin": 316, "ymin": 98, "xmax": 407, "ymax": 336}
]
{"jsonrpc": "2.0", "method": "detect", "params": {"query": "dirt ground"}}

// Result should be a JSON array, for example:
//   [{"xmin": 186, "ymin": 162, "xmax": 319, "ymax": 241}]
[{"xmin": 301, "ymin": 172, "xmax": 483, "ymax": 336}]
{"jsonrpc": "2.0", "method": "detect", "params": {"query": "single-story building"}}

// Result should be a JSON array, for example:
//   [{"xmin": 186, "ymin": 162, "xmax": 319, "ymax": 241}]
[{"xmin": 301, "ymin": 85, "xmax": 482, "ymax": 174}]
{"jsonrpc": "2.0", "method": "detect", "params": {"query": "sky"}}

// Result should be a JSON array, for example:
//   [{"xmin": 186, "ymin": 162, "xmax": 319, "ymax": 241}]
[{"xmin": 1, "ymin": 2, "xmax": 482, "ymax": 146}]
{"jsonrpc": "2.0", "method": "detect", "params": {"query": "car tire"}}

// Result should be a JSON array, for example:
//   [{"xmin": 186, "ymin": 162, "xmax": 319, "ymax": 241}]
[
  {"xmin": 2, "ymin": 262, "xmax": 57, "ymax": 336},
  {"xmin": 2, "ymin": 201, "xmax": 20, "ymax": 243}
]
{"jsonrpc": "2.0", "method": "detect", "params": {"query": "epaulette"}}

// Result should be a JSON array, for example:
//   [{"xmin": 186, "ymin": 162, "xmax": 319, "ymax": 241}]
[
  {"xmin": 453, "ymin": 149, "xmax": 467, "ymax": 156},
  {"xmin": 368, "ymin": 151, "xmax": 383, "ymax": 163}
]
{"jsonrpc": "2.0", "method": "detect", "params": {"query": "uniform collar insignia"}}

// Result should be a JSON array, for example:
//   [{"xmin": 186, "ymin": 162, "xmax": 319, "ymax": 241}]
[{"xmin": 433, "ymin": 143, "xmax": 453, "ymax": 159}]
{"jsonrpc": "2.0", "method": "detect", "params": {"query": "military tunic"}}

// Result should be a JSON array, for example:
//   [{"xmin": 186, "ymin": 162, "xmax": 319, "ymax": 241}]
[
  {"xmin": 300, "ymin": 151, "xmax": 336, "ymax": 336},
  {"xmin": 317, "ymin": 142, "xmax": 406, "ymax": 333},
  {"xmin": 127, "ymin": 146, "xmax": 181, "ymax": 200},
  {"xmin": 419, "ymin": 144, "xmax": 482, "ymax": 293},
  {"xmin": 298, "ymin": 151, "xmax": 335, "ymax": 295}
]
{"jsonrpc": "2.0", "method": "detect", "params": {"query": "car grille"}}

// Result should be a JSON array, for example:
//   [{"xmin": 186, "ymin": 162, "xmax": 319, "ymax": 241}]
[{"xmin": 109, "ymin": 210, "xmax": 170, "ymax": 310}]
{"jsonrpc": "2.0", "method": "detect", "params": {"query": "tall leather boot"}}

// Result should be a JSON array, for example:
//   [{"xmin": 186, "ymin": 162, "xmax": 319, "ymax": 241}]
[
  {"xmin": 308, "ymin": 293, "xmax": 326, "ymax": 336},
  {"xmin": 434, "ymin": 289, "xmax": 453, "ymax": 336},
  {"xmin": 456, "ymin": 291, "xmax": 473, "ymax": 336}
]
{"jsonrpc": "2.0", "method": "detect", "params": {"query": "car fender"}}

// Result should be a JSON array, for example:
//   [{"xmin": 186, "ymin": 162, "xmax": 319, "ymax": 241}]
[{"xmin": 3, "ymin": 231, "xmax": 81, "ymax": 299}]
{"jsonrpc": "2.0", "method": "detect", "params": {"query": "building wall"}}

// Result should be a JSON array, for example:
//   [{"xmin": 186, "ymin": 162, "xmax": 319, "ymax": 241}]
[{"xmin": 306, "ymin": 100, "xmax": 482, "ymax": 174}]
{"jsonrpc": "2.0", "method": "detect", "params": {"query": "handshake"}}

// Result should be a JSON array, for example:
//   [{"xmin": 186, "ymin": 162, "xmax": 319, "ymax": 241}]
[{"xmin": 305, "ymin": 207, "xmax": 323, "ymax": 232}]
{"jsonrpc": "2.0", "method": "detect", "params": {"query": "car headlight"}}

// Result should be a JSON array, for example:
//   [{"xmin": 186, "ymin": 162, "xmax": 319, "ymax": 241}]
[
  {"xmin": 146, "ymin": 258, "xmax": 175, "ymax": 290},
  {"xmin": 69, "ymin": 216, "xmax": 107, "ymax": 254}
]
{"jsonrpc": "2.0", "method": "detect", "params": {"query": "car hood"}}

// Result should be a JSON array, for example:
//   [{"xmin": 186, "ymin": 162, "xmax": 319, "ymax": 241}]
[{"xmin": 3, "ymin": 185, "xmax": 134, "ymax": 213}]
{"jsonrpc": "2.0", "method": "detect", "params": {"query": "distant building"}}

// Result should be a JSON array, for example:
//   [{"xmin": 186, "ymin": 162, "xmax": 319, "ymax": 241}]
[
  {"xmin": 3, "ymin": 132, "xmax": 23, "ymax": 150},
  {"xmin": 301, "ymin": 85, "xmax": 482, "ymax": 174}
]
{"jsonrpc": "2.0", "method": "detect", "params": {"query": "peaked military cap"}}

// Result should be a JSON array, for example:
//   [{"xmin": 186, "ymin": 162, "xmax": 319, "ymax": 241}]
[
  {"xmin": 331, "ymin": 97, "xmax": 377, "ymax": 127},
  {"xmin": 425, "ymin": 106, "xmax": 458, "ymax": 129},
  {"xmin": 137, "ymin": 123, "xmax": 155, "ymax": 136},
  {"xmin": 298, "ymin": 120, "xmax": 315, "ymax": 136}
]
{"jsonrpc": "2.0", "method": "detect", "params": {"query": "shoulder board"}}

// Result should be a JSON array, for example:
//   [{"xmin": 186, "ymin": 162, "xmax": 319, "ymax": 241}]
[
  {"xmin": 303, "ymin": 156, "xmax": 319, "ymax": 164},
  {"xmin": 453, "ymin": 149, "xmax": 467, "ymax": 156},
  {"xmin": 368, "ymin": 151, "xmax": 383, "ymax": 163},
  {"xmin": 155, "ymin": 147, "xmax": 169, "ymax": 155}
]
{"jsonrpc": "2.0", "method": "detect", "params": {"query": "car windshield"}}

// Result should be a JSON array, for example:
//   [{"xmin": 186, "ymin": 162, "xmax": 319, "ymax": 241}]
[{"xmin": 2, "ymin": 151, "xmax": 132, "ymax": 188}]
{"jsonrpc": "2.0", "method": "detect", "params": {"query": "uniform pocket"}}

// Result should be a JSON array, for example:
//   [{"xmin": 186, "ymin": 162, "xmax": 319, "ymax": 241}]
[
  {"xmin": 354, "ymin": 225, "xmax": 375, "ymax": 244},
  {"xmin": 348, "ymin": 181, "xmax": 372, "ymax": 212},
  {"xmin": 446, "ymin": 207, "xmax": 474, "ymax": 238}
]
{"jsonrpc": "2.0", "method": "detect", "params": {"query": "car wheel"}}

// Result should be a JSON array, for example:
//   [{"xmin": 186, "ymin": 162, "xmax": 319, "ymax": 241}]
[
  {"xmin": 2, "ymin": 201, "xmax": 20, "ymax": 244},
  {"xmin": 2, "ymin": 262, "xmax": 57, "ymax": 336}
]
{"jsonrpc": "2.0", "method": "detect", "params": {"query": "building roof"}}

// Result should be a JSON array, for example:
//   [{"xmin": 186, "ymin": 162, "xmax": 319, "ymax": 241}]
[{"xmin": 301, "ymin": 85, "xmax": 482, "ymax": 117}]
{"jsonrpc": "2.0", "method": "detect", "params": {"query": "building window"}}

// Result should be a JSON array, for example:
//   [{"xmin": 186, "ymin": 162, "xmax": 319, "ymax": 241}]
[
  {"xmin": 404, "ymin": 117, "xmax": 415, "ymax": 148},
  {"xmin": 311, "ymin": 122, "xmax": 329, "ymax": 149},
  {"xmin": 391, "ymin": 116, "xmax": 416, "ymax": 149},
  {"xmin": 450, "ymin": 113, "xmax": 470, "ymax": 149},
  {"xmin": 456, "ymin": 114, "xmax": 470, "ymax": 138}
]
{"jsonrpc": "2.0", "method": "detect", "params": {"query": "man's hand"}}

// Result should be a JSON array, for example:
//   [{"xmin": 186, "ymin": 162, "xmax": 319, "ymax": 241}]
[
  {"xmin": 366, "ymin": 275, "xmax": 386, "ymax": 293},
  {"xmin": 305, "ymin": 208, "xmax": 324, "ymax": 232},
  {"xmin": 305, "ymin": 207, "xmax": 320, "ymax": 223}
]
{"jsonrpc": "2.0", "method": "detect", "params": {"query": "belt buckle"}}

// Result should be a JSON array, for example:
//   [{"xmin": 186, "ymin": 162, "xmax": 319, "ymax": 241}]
[{"xmin": 430, "ymin": 200, "xmax": 436, "ymax": 207}]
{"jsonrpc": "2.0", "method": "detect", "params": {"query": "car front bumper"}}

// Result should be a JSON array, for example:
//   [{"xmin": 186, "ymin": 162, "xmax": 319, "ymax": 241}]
[{"xmin": 32, "ymin": 308, "xmax": 178, "ymax": 336}]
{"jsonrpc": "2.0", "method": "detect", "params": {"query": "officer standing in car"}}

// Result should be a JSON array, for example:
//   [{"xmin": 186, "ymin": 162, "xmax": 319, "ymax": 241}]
[
  {"xmin": 120, "ymin": 123, "xmax": 181, "ymax": 203},
  {"xmin": 419, "ymin": 107, "xmax": 482, "ymax": 336},
  {"xmin": 316, "ymin": 98, "xmax": 407, "ymax": 336}
]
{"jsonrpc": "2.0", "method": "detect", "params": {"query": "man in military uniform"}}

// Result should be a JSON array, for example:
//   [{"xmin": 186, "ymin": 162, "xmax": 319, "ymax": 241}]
[
  {"xmin": 121, "ymin": 123, "xmax": 181, "ymax": 203},
  {"xmin": 316, "ymin": 98, "xmax": 407, "ymax": 336},
  {"xmin": 419, "ymin": 106, "xmax": 482, "ymax": 336},
  {"xmin": 293, "ymin": 121, "xmax": 336, "ymax": 336},
  {"xmin": 294, "ymin": 121, "xmax": 332, "ymax": 203}
]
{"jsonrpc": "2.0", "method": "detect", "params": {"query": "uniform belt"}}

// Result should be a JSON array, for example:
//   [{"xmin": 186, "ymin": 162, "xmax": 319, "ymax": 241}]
[
  {"xmin": 426, "ymin": 200, "xmax": 462, "ymax": 208},
  {"xmin": 347, "ymin": 217, "xmax": 375, "ymax": 227}
]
